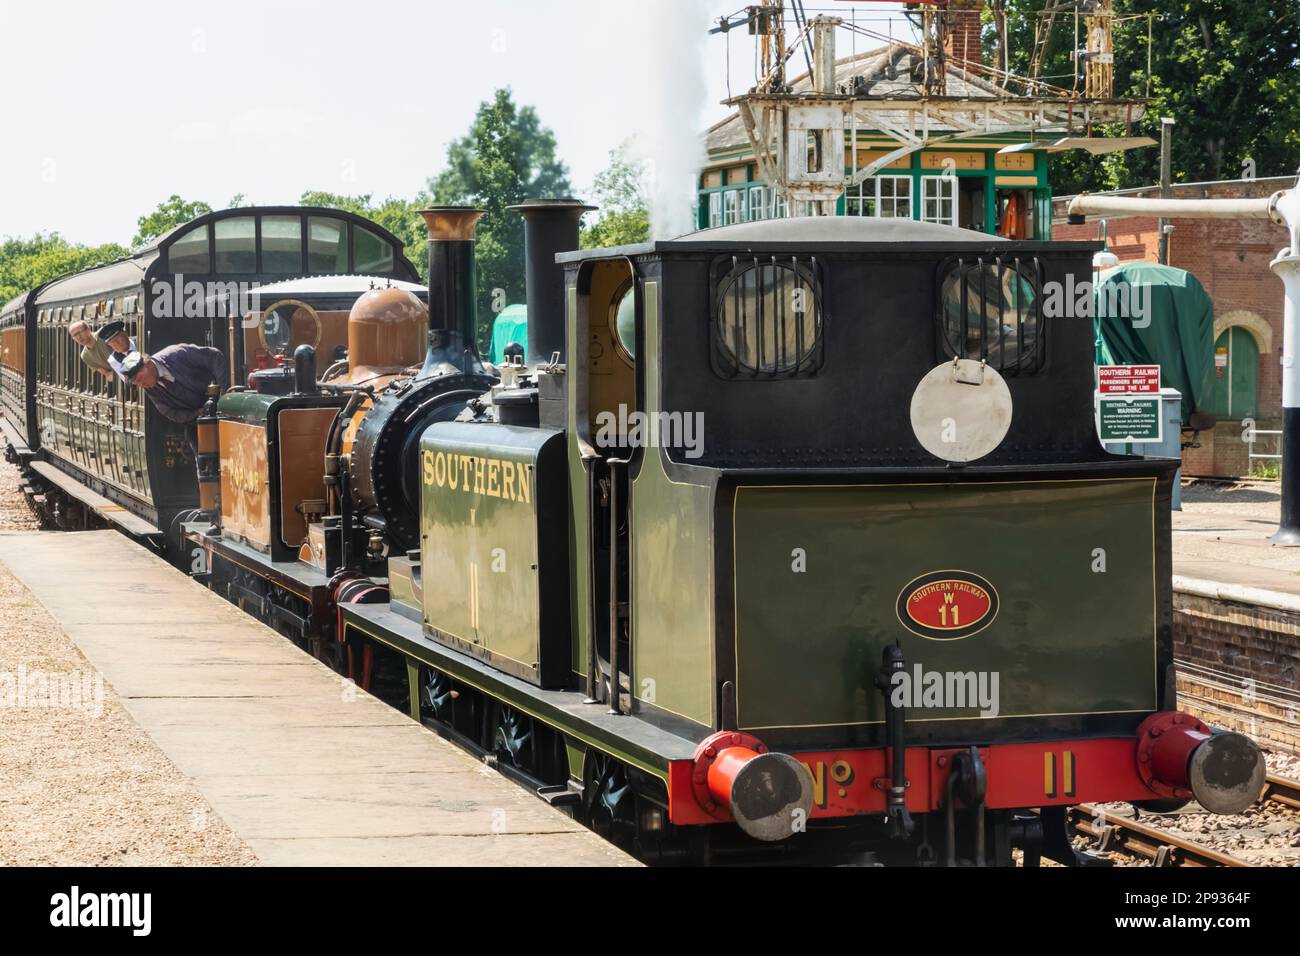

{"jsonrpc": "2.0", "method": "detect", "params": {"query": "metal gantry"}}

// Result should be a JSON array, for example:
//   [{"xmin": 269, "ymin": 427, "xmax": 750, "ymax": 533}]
[{"xmin": 716, "ymin": 2, "xmax": 1148, "ymax": 215}]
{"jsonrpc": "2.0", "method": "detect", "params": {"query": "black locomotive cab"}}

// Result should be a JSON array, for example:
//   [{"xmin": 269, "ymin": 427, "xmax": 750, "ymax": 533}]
[{"xmin": 581, "ymin": 215, "xmax": 1109, "ymax": 474}]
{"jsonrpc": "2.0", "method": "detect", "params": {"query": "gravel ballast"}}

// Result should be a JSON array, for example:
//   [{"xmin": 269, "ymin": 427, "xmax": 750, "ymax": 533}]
[{"xmin": 0, "ymin": 453, "xmax": 256, "ymax": 866}]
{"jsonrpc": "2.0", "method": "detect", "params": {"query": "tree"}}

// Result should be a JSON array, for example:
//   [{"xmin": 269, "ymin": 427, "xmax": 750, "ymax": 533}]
[
  {"xmin": 132, "ymin": 195, "xmax": 213, "ymax": 249},
  {"xmin": 581, "ymin": 144, "xmax": 651, "ymax": 249},
  {"xmin": 0, "ymin": 234, "xmax": 129, "ymax": 305},
  {"xmin": 992, "ymin": 1, "xmax": 1300, "ymax": 193},
  {"xmin": 430, "ymin": 88, "xmax": 572, "ymax": 346}
]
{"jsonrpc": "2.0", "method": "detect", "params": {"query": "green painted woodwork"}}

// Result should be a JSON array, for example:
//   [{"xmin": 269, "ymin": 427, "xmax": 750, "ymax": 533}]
[
  {"xmin": 731, "ymin": 478, "xmax": 1158, "ymax": 730},
  {"xmin": 1205, "ymin": 327, "xmax": 1259, "ymax": 420},
  {"xmin": 566, "ymin": 284, "xmax": 592, "ymax": 679},
  {"xmin": 629, "ymin": 280, "xmax": 714, "ymax": 727},
  {"xmin": 216, "ymin": 389, "xmax": 277, "ymax": 425},
  {"xmin": 419, "ymin": 423, "xmax": 554, "ymax": 679}
]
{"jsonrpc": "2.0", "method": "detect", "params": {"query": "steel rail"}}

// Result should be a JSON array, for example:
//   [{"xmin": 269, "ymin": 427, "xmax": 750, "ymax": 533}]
[
  {"xmin": 1262, "ymin": 773, "xmax": 1300, "ymax": 812},
  {"xmin": 1068, "ymin": 804, "xmax": 1246, "ymax": 867},
  {"xmin": 1067, "ymin": 776, "xmax": 1300, "ymax": 867}
]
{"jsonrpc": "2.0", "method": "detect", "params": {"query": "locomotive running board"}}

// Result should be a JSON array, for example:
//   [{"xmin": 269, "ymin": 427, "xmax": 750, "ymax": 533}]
[
  {"xmin": 339, "ymin": 600, "xmax": 697, "ymax": 783},
  {"xmin": 29, "ymin": 461, "xmax": 161, "ymax": 538}
]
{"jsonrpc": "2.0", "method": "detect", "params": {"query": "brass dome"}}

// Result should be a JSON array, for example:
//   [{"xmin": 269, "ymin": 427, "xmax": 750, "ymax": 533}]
[{"xmin": 347, "ymin": 286, "xmax": 426, "ymax": 377}]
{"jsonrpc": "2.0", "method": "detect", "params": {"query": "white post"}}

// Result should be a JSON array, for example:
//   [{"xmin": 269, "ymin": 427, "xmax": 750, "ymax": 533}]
[{"xmin": 1270, "ymin": 174, "xmax": 1300, "ymax": 543}]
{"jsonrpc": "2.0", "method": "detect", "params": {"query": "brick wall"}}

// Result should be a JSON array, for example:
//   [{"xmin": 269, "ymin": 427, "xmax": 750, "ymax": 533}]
[
  {"xmin": 1054, "ymin": 178, "xmax": 1291, "ymax": 477},
  {"xmin": 944, "ymin": 0, "xmax": 984, "ymax": 67},
  {"xmin": 1174, "ymin": 592, "xmax": 1300, "ymax": 751}
]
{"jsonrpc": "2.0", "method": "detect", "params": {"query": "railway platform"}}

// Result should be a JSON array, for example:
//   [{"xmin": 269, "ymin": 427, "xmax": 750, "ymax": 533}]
[
  {"xmin": 0, "ymin": 530, "xmax": 633, "ymax": 867},
  {"xmin": 1172, "ymin": 481, "xmax": 1300, "ymax": 754}
]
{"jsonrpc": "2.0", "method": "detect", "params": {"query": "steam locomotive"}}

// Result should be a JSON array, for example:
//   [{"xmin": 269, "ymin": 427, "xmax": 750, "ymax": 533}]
[{"xmin": 1, "ymin": 199, "xmax": 1268, "ymax": 866}]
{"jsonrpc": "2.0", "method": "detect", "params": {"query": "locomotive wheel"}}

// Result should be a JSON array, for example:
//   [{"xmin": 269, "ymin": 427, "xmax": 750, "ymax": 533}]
[
  {"xmin": 583, "ymin": 751, "xmax": 636, "ymax": 849},
  {"xmin": 420, "ymin": 667, "xmax": 456, "ymax": 725},
  {"xmin": 492, "ymin": 705, "xmax": 536, "ymax": 775}
]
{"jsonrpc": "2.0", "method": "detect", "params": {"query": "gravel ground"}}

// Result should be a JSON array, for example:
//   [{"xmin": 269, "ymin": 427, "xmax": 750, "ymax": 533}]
[{"xmin": 0, "ymin": 451, "xmax": 257, "ymax": 865}]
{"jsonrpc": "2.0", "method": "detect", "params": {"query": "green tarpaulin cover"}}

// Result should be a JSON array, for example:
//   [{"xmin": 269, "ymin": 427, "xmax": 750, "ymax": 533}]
[
  {"xmin": 1095, "ymin": 261, "xmax": 1215, "ymax": 422},
  {"xmin": 488, "ymin": 304, "xmax": 528, "ymax": 365}
]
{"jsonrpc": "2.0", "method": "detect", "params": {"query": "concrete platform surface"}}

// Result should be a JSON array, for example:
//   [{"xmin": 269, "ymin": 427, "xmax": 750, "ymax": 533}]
[
  {"xmin": 1174, "ymin": 480, "xmax": 1300, "ymax": 598},
  {"xmin": 0, "ymin": 530, "xmax": 634, "ymax": 867}
]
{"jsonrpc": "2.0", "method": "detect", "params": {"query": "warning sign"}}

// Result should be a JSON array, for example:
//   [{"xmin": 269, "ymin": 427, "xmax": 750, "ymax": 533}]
[
  {"xmin": 1097, "ymin": 396, "xmax": 1163, "ymax": 443},
  {"xmin": 1098, "ymin": 364, "xmax": 1161, "ymax": 394}
]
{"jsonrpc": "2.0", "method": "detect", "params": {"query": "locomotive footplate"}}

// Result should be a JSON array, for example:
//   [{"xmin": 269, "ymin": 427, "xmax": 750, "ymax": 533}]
[
  {"xmin": 339, "ymin": 600, "xmax": 1183, "ymax": 842},
  {"xmin": 183, "ymin": 521, "xmax": 346, "ymax": 647},
  {"xmin": 339, "ymin": 599, "xmax": 697, "ymax": 782}
]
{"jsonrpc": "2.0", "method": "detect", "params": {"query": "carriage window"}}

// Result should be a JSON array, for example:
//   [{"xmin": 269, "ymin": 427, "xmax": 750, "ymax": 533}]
[
  {"xmin": 262, "ymin": 216, "xmax": 303, "ymax": 274},
  {"xmin": 938, "ymin": 258, "xmax": 1042, "ymax": 374},
  {"xmin": 352, "ymin": 225, "xmax": 394, "ymax": 273},
  {"xmin": 308, "ymin": 218, "xmax": 348, "ymax": 273},
  {"xmin": 169, "ymin": 224, "xmax": 211, "ymax": 273},
  {"xmin": 713, "ymin": 257, "xmax": 823, "ymax": 379},
  {"xmin": 215, "ymin": 217, "xmax": 256, "ymax": 273}
]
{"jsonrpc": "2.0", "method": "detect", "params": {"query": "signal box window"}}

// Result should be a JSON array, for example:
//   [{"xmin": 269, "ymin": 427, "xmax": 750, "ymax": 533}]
[
  {"xmin": 847, "ymin": 175, "xmax": 913, "ymax": 218},
  {"xmin": 308, "ymin": 217, "xmax": 348, "ymax": 273},
  {"xmin": 723, "ymin": 190, "xmax": 742, "ymax": 225},
  {"xmin": 353, "ymin": 225, "xmax": 394, "ymax": 274},
  {"xmin": 215, "ymin": 217, "xmax": 256, "ymax": 273},
  {"xmin": 921, "ymin": 176, "xmax": 956, "ymax": 225},
  {"xmin": 169, "ymin": 224, "xmax": 211, "ymax": 274},
  {"xmin": 713, "ymin": 257, "xmax": 823, "ymax": 379},
  {"xmin": 938, "ymin": 258, "xmax": 1042, "ymax": 374},
  {"xmin": 262, "ymin": 216, "xmax": 303, "ymax": 274}
]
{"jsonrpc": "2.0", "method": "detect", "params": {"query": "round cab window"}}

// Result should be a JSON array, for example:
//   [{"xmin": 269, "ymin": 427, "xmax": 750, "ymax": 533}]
[
  {"xmin": 715, "ymin": 260, "xmax": 821, "ymax": 378},
  {"xmin": 939, "ymin": 262, "xmax": 1040, "ymax": 372},
  {"xmin": 259, "ymin": 299, "xmax": 321, "ymax": 356},
  {"xmin": 610, "ymin": 283, "xmax": 636, "ymax": 364}
]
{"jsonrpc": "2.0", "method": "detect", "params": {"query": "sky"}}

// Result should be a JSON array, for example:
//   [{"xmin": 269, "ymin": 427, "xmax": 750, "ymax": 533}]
[{"xmin": 0, "ymin": 1, "xmax": 913, "ymax": 246}]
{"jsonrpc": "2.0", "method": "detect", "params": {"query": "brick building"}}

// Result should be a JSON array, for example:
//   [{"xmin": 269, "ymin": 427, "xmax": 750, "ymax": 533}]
[{"xmin": 1054, "ymin": 177, "xmax": 1294, "ymax": 477}]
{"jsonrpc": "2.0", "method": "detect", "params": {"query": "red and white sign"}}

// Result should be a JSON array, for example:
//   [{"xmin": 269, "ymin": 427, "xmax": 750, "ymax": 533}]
[{"xmin": 1098, "ymin": 364, "xmax": 1161, "ymax": 394}]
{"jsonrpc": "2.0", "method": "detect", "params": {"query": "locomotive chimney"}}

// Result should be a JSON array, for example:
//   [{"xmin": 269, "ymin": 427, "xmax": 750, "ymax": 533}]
[
  {"xmin": 508, "ymin": 199, "xmax": 595, "ymax": 365},
  {"xmin": 417, "ymin": 206, "xmax": 485, "ymax": 375}
]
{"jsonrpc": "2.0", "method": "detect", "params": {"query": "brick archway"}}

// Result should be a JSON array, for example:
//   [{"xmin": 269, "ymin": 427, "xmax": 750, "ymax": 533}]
[{"xmin": 1214, "ymin": 310, "xmax": 1273, "ymax": 353}]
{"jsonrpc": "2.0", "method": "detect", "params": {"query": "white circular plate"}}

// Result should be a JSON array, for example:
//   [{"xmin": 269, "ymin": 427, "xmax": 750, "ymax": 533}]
[{"xmin": 910, "ymin": 359, "xmax": 1014, "ymax": 463}]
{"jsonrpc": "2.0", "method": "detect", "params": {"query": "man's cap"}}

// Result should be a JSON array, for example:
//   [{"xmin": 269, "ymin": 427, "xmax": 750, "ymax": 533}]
[
  {"xmin": 96, "ymin": 321, "xmax": 126, "ymax": 342},
  {"xmin": 121, "ymin": 352, "xmax": 150, "ymax": 381}
]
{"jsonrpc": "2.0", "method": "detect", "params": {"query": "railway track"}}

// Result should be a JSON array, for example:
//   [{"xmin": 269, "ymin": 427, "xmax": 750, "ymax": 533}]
[{"xmin": 1067, "ymin": 773, "xmax": 1300, "ymax": 867}]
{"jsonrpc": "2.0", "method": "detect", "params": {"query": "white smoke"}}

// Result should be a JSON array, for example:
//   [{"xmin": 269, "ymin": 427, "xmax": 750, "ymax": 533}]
[{"xmin": 629, "ymin": 0, "xmax": 712, "ymax": 240}]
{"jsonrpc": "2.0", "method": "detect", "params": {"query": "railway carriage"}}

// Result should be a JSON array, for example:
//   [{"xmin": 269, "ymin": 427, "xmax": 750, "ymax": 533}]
[
  {"xmin": 0, "ymin": 290, "xmax": 37, "ymax": 453},
  {"xmin": 4, "ymin": 206, "xmax": 418, "ymax": 542}
]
